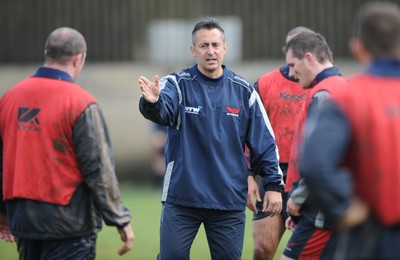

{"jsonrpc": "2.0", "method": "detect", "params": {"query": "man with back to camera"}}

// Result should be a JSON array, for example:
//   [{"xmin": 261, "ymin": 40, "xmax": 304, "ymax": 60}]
[
  {"xmin": 280, "ymin": 31, "xmax": 348, "ymax": 260},
  {"xmin": 138, "ymin": 17, "xmax": 283, "ymax": 259},
  {"xmin": 0, "ymin": 27, "xmax": 134, "ymax": 259},
  {"xmin": 300, "ymin": 1, "xmax": 400, "ymax": 258},
  {"xmin": 247, "ymin": 26, "xmax": 314, "ymax": 260}
]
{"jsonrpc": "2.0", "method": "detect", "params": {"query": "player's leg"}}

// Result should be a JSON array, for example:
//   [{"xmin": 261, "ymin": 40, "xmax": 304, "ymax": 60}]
[
  {"xmin": 253, "ymin": 187, "xmax": 288, "ymax": 260},
  {"xmin": 158, "ymin": 203, "xmax": 201, "ymax": 260},
  {"xmin": 203, "ymin": 209, "xmax": 246, "ymax": 260},
  {"xmin": 253, "ymin": 215, "xmax": 285, "ymax": 260}
]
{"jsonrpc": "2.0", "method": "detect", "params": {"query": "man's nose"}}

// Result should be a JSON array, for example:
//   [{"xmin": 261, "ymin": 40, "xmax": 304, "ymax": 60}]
[{"xmin": 206, "ymin": 46, "xmax": 215, "ymax": 54}]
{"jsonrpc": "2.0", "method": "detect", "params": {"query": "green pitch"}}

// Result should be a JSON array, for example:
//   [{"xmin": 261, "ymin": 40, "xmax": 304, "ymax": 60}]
[{"xmin": 0, "ymin": 184, "xmax": 289, "ymax": 259}]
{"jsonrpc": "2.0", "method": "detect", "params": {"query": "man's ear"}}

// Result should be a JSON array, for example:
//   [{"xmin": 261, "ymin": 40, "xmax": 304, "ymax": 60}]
[
  {"xmin": 349, "ymin": 37, "xmax": 371, "ymax": 65},
  {"xmin": 71, "ymin": 53, "xmax": 84, "ymax": 68},
  {"xmin": 304, "ymin": 52, "xmax": 315, "ymax": 65},
  {"xmin": 190, "ymin": 45, "xmax": 196, "ymax": 58}
]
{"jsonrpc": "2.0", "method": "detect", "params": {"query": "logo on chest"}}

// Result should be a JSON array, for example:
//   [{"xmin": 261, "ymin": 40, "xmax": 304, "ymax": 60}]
[
  {"xmin": 279, "ymin": 91, "xmax": 308, "ymax": 101},
  {"xmin": 185, "ymin": 106, "xmax": 202, "ymax": 114},
  {"xmin": 225, "ymin": 106, "xmax": 240, "ymax": 117}
]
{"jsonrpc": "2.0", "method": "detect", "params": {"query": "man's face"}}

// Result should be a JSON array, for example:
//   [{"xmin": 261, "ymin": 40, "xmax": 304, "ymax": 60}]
[
  {"xmin": 191, "ymin": 28, "xmax": 227, "ymax": 78},
  {"xmin": 286, "ymin": 49, "xmax": 313, "ymax": 88}
]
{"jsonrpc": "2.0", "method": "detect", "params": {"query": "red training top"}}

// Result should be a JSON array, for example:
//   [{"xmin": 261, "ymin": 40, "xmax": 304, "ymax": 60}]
[
  {"xmin": 0, "ymin": 76, "xmax": 96, "ymax": 205},
  {"xmin": 257, "ymin": 67, "xmax": 310, "ymax": 163},
  {"xmin": 285, "ymin": 75, "xmax": 347, "ymax": 192},
  {"xmin": 333, "ymin": 74, "xmax": 400, "ymax": 225}
]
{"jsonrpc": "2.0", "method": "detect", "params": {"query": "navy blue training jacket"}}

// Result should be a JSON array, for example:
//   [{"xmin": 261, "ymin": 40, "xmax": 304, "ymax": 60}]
[{"xmin": 139, "ymin": 65, "xmax": 283, "ymax": 211}]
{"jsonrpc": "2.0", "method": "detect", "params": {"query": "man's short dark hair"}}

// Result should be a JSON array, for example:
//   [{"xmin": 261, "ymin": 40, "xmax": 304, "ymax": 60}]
[
  {"xmin": 191, "ymin": 17, "xmax": 225, "ymax": 45},
  {"xmin": 353, "ymin": 1, "xmax": 400, "ymax": 58},
  {"xmin": 284, "ymin": 32, "xmax": 333, "ymax": 63}
]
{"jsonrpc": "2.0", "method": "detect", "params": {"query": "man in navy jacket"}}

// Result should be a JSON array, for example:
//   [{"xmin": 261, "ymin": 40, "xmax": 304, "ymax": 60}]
[{"xmin": 139, "ymin": 17, "xmax": 283, "ymax": 259}]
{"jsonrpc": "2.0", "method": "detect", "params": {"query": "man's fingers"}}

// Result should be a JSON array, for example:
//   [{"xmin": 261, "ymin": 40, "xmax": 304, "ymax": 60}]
[
  {"xmin": 117, "ymin": 224, "xmax": 135, "ymax": 256},
  {"xmin": 118, "ymin": 237, "xmax": 134, "ymax": 256},
  {"xmin": 285, "ymin": 217, "xmax": 292, "ymax": 229},
  {"xmin": 285, "ymin": 217, "xmax": 296, "ymax": 231},
  {"xmin": 263, "ymin": 191, "xmax": 282, "ymax": 216},
  {"xmin": 154, "ymin": 75, "xmax": 159, "ymax": 87},
  {"xmin": 286, "ymin": 198, "xmax": 301, "ymax": 216},
  {"xmin": 0, "ymin": 227, "xmax": 15, "ymax": 243},
  {"xmin": 267, "ymin": 203, "xmax": 278, "ymax": 216},
  {"xmin": 247, "ymin": 201, "xmax": 257, "ymax": 213},
  {"xmin": 255, "ymin": 189, "xmax": 261, "ymax": 202},
  {"xmin": 138, "ymin": 76, "xmax": 153, "ymax": 89},
  {"xmin": 7, "ymin": 233, "xmax": 15, "ymax": 243},
  {"xmin": 138, "ymin": 76, "xmax": 150, "ymax": 84},
  {"xmin": 118, "ymin": 242, "xmax": 132, "ymax": 256},
  {"xmin": 264, "ymin": 200, "xmax": 282, "ymax": 217},
  {"xmin": 246, "ymin": 192, "xmax": 257, "ymax": 213},
  {"xmin": 246, "ymin": 176, "xmax": 260, "ymax": 213}
]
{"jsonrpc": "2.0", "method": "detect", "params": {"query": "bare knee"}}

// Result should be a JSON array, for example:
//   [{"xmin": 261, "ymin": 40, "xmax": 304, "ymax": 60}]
[
  {"xmin": 253, "ymin": 242, "xmax": 275, "ymax": 260},
  {"xmin": 252, "ymin": 217, "xmax": 283, "ymax": 260},
  {"xmin": 280, "ymin": 254, "xmax": 296, "ymax": 260}
]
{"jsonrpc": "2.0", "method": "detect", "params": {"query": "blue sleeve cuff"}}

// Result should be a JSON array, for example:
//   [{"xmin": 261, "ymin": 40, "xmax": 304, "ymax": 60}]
[{"xmin": 263, "ymin": 183, "xmax": 283, "ymax": 193}]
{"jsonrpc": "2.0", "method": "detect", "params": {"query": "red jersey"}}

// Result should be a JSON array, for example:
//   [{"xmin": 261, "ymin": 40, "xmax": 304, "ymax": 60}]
[
  {"xmin": 285, "ymin": 72, "xmax": 347, "ymax": 192},
  {"xmin": 0, "ymin": 76, "xmax": 96, "ymax": 205},
  {"xmin": 333, "ymin": 74, "xmax": 400, "ymax": 225},
  {"xmin": 257, "ymin": 66, "xmax": 310, "ymax": 163}
]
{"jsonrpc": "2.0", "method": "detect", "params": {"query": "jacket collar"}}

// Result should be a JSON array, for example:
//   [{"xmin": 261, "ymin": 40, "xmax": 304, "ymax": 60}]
[{"xmin": 33, "ymin": 67, "xmax": 74, "ymax": 82}]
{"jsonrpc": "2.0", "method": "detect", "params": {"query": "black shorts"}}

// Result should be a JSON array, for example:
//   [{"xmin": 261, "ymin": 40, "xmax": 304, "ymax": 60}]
[
  {"xmin": 253, "ymin": 163, "xmax": 288, "ymax": 222},
  {"xmin": 253, "ymin": 190, "xmax": 289, "ymax": 222},
  {"xmin": 16, "ymin": 234, "xmax": 97, "ymax": 260}
]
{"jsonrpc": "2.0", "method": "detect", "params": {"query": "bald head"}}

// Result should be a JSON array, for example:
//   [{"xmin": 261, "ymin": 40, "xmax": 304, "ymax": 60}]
[{"xmin": 44, "ymin": 27, "xmax": 87, "ymax": 65}]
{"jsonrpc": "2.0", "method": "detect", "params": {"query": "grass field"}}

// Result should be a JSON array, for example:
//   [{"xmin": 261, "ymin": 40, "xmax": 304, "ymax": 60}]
[{"xmin": 0, "ymin": 184, "xmax": 290, "ymax": 259}]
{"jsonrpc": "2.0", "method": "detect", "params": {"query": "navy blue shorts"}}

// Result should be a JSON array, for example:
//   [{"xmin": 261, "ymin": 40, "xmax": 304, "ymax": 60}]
[
  {"xmin": 16, "ymin": 234, "xmax": 97, "ymax": 260},
  {"xmin": 158, "ymin": 202, "xmax": 245, "ymax": 260},
  {"xmin": 283, "ymin": 218, "xmax": 331, "ymax": 259}
]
